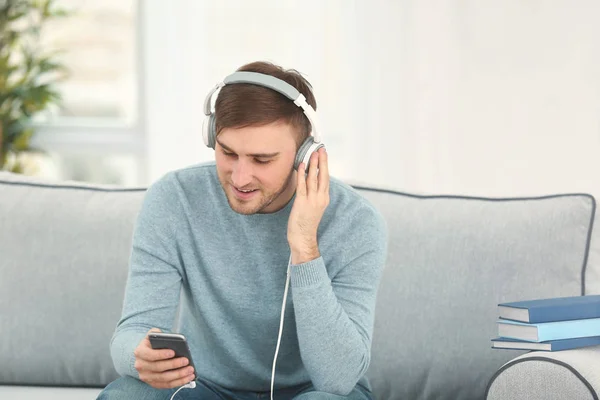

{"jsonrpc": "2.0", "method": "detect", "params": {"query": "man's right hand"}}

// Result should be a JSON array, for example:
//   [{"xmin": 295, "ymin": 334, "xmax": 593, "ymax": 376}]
[{"xmin": 133, "ymin": 328, "xmax": 195, "ymax": 389}]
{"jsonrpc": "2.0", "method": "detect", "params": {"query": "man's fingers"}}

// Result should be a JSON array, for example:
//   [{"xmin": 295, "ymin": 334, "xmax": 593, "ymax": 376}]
[
  {"xmin": 141, "ymin": 366, "xmax": 195, "ymax": 389},
  {"xmin": 161, "ymin": 373, "xmax": 196, "ymax": 390},
  {"xmin": 136, "ymin": 356, "xmax": 189, "ymax": 373},
  {"xmin": 164, "ymin": 373, "xmax": 196, "ymax": 389},
  {"xmin": 317, "ymin": 148, "xmax": 329, "ymax": 193},
  {"xmin": 156, "ymin": 365, "xmax": 194, "ymax": 383},
  {"xmin": 307, "ymin": 152, "xmax": 319, "ymax": 192},
  {"xmin": 296, "ymin": 163, "xmax": 307, "ymax": 196}
]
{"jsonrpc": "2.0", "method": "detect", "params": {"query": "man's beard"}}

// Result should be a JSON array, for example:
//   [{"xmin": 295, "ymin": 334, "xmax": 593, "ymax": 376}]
[{"xmin": 219, "ymin": 169, "xmax": 295, "ymax": 215}]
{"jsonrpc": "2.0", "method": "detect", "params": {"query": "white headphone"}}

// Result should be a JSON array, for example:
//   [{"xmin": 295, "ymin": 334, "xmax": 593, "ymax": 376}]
[{"xmin": 202, "ymin": 71, "xmax": 324, "ymax": 170}]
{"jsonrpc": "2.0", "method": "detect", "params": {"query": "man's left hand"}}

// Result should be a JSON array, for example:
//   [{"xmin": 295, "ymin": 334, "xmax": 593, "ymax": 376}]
[{"xmin": 287, "ymin": 147, "xmax": 330, "ymax": 264}]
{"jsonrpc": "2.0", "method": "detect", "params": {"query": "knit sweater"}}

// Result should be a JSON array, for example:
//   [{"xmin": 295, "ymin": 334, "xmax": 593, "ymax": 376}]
[{"xmin": 110, "ymin": 162, "xmax": 387, "ymax": 395}]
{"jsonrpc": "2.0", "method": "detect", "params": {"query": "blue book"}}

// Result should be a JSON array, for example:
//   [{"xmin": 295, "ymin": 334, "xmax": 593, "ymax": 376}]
[
  {"xmin": 498, "ymin": 295, "xmax": 600, "ymax": 323},
  {"xmin": 491, "ymin": 336, "xmax": 600, "ymax": 351},
  {"xmin": 497, "ymin": 317, "xmax": 600, "ymax": 342}
]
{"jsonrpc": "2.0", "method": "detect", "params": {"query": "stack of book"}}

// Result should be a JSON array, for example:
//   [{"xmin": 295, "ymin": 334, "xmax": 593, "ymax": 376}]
[{"xmin": 492, "ymin": 294, "xmax": 600, "ymax": 351}]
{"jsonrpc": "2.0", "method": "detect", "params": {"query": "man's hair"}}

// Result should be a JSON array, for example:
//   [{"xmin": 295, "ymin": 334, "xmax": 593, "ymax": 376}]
[{"xmin": 214, "ymin": 61, "xmax": 317, "ymax": 147}]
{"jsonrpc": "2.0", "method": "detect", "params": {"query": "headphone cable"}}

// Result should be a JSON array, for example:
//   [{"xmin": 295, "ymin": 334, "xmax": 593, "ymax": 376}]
[{"xmin": 270, "ymin": 253, "xmax": 293, "ymax": 400}]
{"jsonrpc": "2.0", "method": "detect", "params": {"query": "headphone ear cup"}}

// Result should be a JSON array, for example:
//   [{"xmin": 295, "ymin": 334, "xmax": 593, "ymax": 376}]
[
  {"xmin": 294, "ymin": 137, "xmax": 314, "ymax": 170},
  {"xmin": 204, "ymin": 115, "xmax": 217, "ymax": 149},
  {"xmin": 202, "ymin": 115, "xmax": 211, "ymax": 148},
  {"xmin": 294, "ymin": 137, "xmax": 325, "ymax": 171}
]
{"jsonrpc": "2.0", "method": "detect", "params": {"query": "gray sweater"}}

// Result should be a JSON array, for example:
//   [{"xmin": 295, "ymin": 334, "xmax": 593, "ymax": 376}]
[{"xmin": 110, "ymin": 162, "xmax": 387, "ymax": 395}]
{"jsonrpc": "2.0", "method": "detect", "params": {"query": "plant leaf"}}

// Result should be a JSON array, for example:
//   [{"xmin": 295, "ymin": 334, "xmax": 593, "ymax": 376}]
[{"xmin": 12, "ymin": 127, "xmax": 33, "ymax": 151}]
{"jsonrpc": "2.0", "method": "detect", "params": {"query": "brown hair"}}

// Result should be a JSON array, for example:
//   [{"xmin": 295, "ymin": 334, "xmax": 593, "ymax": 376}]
[{"xmin": 214, "ymin": 61, "xmax": 317, "ymax": 147}]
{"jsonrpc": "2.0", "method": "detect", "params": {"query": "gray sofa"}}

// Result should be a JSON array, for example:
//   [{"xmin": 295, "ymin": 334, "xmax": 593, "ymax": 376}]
[{"xmin": 1, "ymin": 170, "xmax": 600, "ymax": 400}]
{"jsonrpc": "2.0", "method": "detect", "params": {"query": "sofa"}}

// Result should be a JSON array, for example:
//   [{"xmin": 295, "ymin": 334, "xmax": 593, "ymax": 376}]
[{"xmin": 1, "ymin": 169, "xmax": 600, "ymax": 400}]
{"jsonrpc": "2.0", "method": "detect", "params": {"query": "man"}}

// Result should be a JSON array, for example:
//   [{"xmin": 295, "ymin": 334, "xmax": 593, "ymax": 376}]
[{"xmin": 98, "ymin": 61, "xmax": 387, "ymax": 400}]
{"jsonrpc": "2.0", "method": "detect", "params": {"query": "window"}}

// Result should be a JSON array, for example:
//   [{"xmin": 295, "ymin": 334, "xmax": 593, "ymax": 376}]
[
  {"xmin": 29, "ymin": 0, "xmax": 143, "ymax": 186},
  {"xmin": 42, "ymin": 0, "xmax": 137, "ymax": 122}
]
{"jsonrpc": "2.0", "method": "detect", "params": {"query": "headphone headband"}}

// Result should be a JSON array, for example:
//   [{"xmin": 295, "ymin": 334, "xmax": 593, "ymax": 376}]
[
  {"xmin": 225, "ymin": 71, "xmax": 301, "ymax": 100},
  {"xmin": 203, "ymin": 71, "xmax": 321, "ymax": 143}
]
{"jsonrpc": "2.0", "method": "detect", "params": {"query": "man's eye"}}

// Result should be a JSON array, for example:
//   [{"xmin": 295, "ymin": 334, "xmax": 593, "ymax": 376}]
[
  {"xmin": 222, "ymin": 150, "xmax": 235, "ymax": 157},
  {"xmin": 255, "ymin": 159, "xmax": 271, "ymax": 165}
]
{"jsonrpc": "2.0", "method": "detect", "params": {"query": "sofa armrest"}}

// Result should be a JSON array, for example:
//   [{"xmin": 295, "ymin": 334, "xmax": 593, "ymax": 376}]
[{"xmin": 486, "ymin": 346, "xmax": 600, "ymax": 400}]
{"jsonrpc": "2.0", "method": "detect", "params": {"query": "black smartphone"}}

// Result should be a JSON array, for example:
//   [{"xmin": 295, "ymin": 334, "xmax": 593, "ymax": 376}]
[{"xmin": 148, "ymin": 332, "xmax": 196, "ymax": 372}]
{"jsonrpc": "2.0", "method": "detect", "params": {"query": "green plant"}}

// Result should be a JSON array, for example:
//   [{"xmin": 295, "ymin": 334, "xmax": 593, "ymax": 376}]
[{"xmin": 0, "ymin": 0, "xmax": 69, "ymax": 173}]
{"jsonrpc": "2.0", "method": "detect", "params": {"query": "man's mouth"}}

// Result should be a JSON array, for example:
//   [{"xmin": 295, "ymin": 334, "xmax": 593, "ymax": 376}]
[{"xmin": 232, "ymin": 185, "xmax": 258, "ymax": 199}]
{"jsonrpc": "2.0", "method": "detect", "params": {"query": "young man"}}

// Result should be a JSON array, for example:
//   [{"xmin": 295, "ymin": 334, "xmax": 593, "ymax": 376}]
[{"xmin": 98, "ymin": 61, "xmax": 387, "ymax": 400}]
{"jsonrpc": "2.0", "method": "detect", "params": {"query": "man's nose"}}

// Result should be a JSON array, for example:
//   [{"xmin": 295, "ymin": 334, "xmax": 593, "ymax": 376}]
[{"xmin": 231, "ymin": 159, "xmax": 253, "ymax": 187}]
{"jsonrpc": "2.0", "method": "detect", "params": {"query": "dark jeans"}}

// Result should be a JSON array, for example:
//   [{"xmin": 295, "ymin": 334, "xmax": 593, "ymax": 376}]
[{"xmin": 97, "ymin": 376, "xmax": 374, "ymax": 400}]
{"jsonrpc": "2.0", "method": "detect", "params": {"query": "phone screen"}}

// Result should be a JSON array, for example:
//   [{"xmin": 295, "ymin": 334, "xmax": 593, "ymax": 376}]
[{"xmin": 148, "ymin": 333, "xmax": 196, "ymax": 371}]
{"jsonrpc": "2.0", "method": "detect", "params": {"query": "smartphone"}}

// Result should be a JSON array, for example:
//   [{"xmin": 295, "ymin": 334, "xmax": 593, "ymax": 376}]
[{"xmin": 148, "ymin": 332, "xmax": 196, "ymax": 372}]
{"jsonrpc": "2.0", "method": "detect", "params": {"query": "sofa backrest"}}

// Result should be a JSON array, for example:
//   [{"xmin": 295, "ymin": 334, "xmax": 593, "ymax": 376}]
[
  {"xmin": 0, "ymin": 173, "xmax": 144, "ymax": 387},
  {"xmin": 1, "ymin": 172, "xmax": 598, "ymax": 400},
  {"xmin": 358, "ymin": 187, "xmax": 598, "ymax": 400}
]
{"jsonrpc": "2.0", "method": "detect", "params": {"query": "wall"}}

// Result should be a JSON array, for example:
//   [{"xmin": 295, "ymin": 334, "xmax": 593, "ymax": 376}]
[{"xmin": 143, "ymin": 0, "xmax": 600, "ymax": 197}]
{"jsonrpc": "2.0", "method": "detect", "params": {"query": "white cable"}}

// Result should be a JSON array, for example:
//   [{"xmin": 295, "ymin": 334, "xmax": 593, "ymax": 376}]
[
  {"xmin": 170, "ymin": 381, "xmax": 196, "ymax": 400},
  {"xmin": 170, "ymin": 386, "xmax": 185, "ymax": 400},
  {"xmin": 270, "ymin": 254, "xmax": 293, "ymax": 400}
]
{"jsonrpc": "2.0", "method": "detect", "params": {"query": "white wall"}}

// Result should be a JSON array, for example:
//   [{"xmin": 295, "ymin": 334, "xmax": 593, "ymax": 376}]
[{"xmin": 143, "ymin": 0, "xmax": 600, "ymax": 198}]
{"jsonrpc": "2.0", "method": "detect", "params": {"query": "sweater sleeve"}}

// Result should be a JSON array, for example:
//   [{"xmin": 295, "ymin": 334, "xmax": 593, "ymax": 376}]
[
  {"xmin": 110, "ymin": 173, "xmax": 184, "ymax": 378},
  {"xmin": 290, "ymin": 205, "xmax": 388, "ymax": 395}
]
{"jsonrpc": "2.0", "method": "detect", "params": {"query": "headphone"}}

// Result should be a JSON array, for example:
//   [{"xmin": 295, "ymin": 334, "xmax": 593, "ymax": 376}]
[{"xmin": 202, "ymin": 71, "xmax": 324, "ymax": 170}]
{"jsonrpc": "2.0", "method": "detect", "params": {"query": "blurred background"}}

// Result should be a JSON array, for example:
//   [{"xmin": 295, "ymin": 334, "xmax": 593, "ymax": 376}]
[{"xmin": 2, "ymin": 0, "xmax": 600, "ymax": 198}]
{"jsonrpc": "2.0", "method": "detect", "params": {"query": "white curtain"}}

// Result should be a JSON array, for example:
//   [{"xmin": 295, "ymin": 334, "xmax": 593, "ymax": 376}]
[{"xmin": 143, "ymin": 0, "xmax": 600, "ymax": 197}]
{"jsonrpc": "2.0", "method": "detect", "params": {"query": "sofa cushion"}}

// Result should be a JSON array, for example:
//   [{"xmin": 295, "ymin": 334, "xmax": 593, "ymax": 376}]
[
  {"xmin": 0, "ymin": 172, "xmax": 145, "ymax": 387},
  {"xmin": 355, "ymin": 188, "xmax": 596, "ymax": 400},
  {"xmin": 485, "ymin": 346, "xmax": 600, "ymax": 399},
  {"xmin": 0, "ymin": 386, "xmax": 102, "ymax": 400}
]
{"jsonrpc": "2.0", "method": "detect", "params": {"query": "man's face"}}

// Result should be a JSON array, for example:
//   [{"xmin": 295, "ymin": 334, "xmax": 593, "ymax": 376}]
[{"xmin": 215, "ymin": 121, "xmax": 298, "ymax": 215}]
